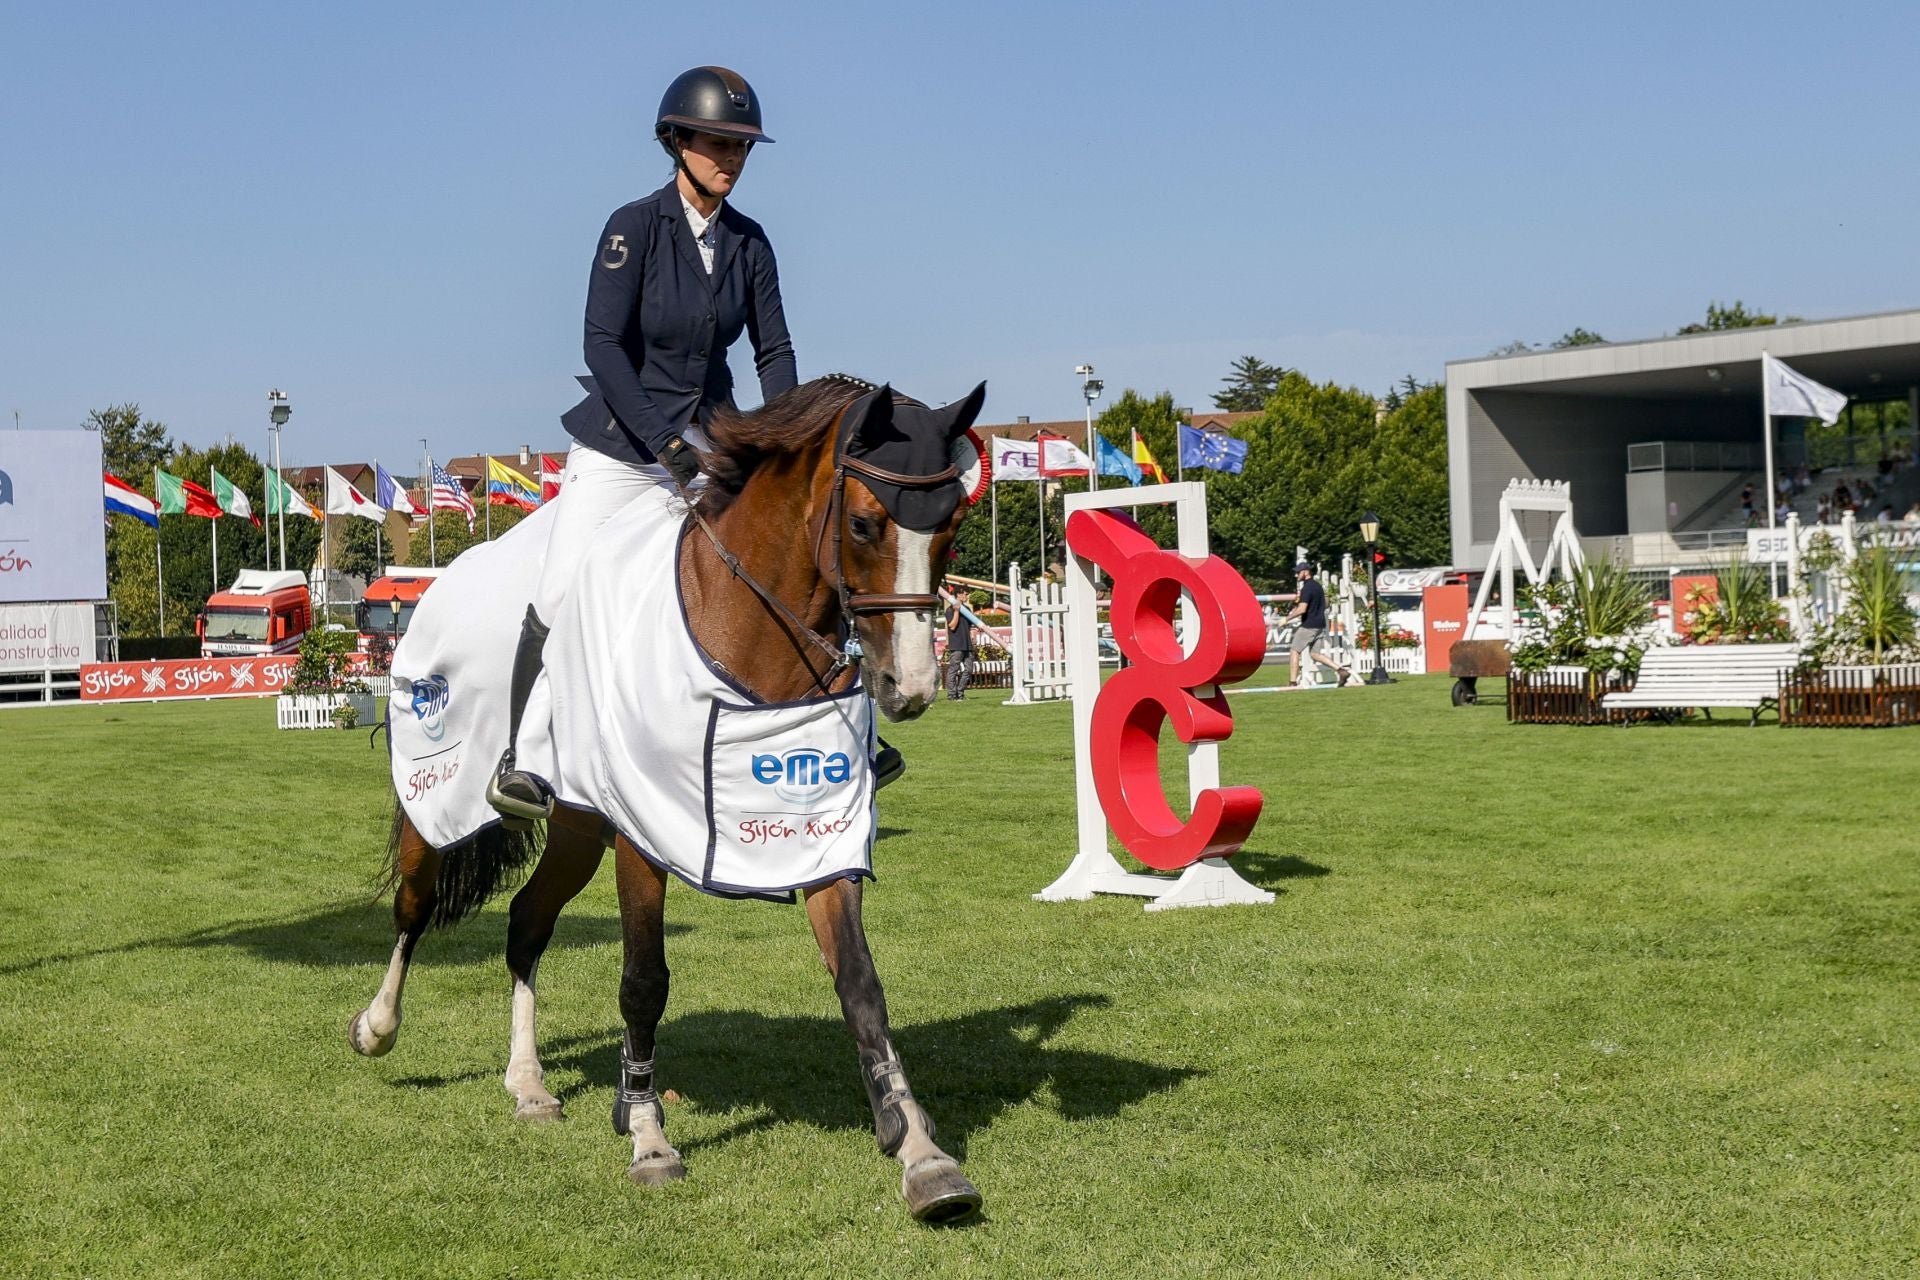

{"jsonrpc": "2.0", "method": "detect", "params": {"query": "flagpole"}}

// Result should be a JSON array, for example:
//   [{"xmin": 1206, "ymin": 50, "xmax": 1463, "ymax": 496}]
[
  {"xmin": 1762, "ymin": 350, "xmax": 1779, "ymax": 594},
  {"xmin": 990, "ymin": 482, "xmax": 999, "ymax": 591},
  {"xmin": 422, "ymin": 442, "xmax": 437, "ymax": 568},
  {"xmin": 485, "ymin": 457, "xmax": 493, "ymax": 542},
  {"xmin": 153, "ymin": 468, "xmax": 165, "ymax": 637},
  {"xmin": 373, "ymin": 459, "xmax": 383, "ymax": 570},
  {"xmin": 212, "ymin": 508, "xmax": 220, "ymax": 593}
]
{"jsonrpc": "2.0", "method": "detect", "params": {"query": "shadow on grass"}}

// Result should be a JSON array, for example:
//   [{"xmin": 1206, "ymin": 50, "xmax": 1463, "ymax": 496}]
[
  {"xmin": 1221, "ymin": 851, "xmax": 1330, "ymax": 888},
  {"xmin": 0, "ymin": 898, "xmax": 677, "ymax": 977},
  {"xmin": 392, "ymin": 994, "xmax": 1195, "ymax": 1159}
]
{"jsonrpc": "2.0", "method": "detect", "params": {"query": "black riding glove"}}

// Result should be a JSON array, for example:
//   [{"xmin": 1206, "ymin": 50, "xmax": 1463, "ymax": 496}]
[
  {"xmin": 659, "ymin": 436, "xmax": 702, "ymax": 489},
  {"xmin": 658, "ymin": 436, "xmax": 703, "ymax": 488}
]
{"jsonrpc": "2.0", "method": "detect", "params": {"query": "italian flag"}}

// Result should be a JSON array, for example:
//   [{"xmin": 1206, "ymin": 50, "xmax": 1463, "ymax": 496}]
[{"xmin": 210, "ymin": 468, "xmax": 262, "ymax": 526}]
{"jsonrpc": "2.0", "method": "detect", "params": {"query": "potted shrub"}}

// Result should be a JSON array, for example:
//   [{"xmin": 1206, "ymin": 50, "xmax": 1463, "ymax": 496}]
[
  {"xmin": 1783, "ymin": 544, "xmax": 1920, "ymax": 726},
  {"xmin": 277, "ymin": 627, "xmax": 376, "ymax": 730},
  {"xmin": 1508, "ymin": 560, "xmax": 1660, "ymax": 723}
]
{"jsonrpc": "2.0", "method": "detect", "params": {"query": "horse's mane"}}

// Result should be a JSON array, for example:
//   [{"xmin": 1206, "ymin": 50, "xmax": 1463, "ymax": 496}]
[{"xmin": 697, "ymin": 375, "xmax": 907, "ymax": 516}]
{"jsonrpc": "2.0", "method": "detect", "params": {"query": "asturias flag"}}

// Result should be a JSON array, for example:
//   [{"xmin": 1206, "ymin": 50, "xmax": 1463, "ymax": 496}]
[
  {"xmin": 265, "ymin": 471, "xmax": 320, "ymax": 520},
  {"xmin": 1094, "ymin": 434, "xmax": 1141, "ymax": 484},
  {"xmin": 104, "ymin": 472, "xmax": 160, "ymax": 527},
  {"xmin": 1132, "ymin": 430, "xmax": 1167, "ymax": 483},
  {"xmin": 485, "ymin": 457, "xmax": 541, "ymax": 510},
  {"xmin": 155, "ymin": 468, "xmax": 222, "ymax": 518}
]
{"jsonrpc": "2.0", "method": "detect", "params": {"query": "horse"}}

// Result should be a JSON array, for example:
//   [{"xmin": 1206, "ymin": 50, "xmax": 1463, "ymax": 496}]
[{"xmin": 347, "ymin": 376, "xmax": 989, "ymax": 1223}]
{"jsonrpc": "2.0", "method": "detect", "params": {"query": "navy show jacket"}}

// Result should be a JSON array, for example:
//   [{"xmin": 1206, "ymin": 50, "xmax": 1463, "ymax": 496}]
[{"xmin": 560, "ymin": 179, "xmax": 798, "ymax": 464}]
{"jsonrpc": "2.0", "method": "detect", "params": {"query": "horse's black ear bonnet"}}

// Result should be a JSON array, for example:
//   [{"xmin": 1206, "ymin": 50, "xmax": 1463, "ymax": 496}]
[{"xmin": 839, "ymin": 382, "xmax": 988, "ymax": 532}]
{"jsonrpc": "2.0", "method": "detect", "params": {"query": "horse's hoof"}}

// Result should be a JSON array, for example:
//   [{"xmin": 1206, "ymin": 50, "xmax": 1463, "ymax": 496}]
[
  {"xmin": 347, "ymin": 1010, "xmax": 396, "ymax": 1058},
  {"xmin": 514, "ymin": 1099, "xmax": 564, "ymax": 1123},
  {"xmin": 902, "ymin": 1157, "xmax": 981, "ymax": 1225},
  {"xmin": 628, "ymin": 1153, "xmax": 686, "ymax": 1186}
]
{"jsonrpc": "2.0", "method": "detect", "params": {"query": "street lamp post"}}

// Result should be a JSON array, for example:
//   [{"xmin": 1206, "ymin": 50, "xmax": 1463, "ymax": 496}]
[
  {"xmin": 1075, "ymin": 365, "xmax": 1104, "ymax": 492},
  {"xmin": 268, "ymin": 390, "xmax": 291, "ymax": 572},
  {"xmin": 1359, "ymin": 511, "xmax": 1395, "ymax": 685}
]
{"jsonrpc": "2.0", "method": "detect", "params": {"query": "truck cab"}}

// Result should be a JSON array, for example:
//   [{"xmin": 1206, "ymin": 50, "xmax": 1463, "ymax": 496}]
[
  {"xmin": 356, "ymin": 566, "xmax": 444, "ymax": 659},
  {"xmin": 198, "ymin": 570, "xmax": 313, "ymax": 657}
]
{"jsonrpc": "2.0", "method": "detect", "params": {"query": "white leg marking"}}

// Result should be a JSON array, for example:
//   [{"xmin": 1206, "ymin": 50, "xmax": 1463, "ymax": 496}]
[
  {"xmin": 365, "ymin": 937, "xmax": 410, "ymax": 1040},
  {"xmin": 891, "ymin": 528, "xmax": 938, "ymax": 709},
  {"xmin": 503, "ymin": 966, "xmax": 560, "ymax": 1114}
]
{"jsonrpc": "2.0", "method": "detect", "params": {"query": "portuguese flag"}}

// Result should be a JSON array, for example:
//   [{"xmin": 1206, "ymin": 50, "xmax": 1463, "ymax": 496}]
[{"xmin": 155, "ymin": 468, "xmax": 223, "ymax": 519}]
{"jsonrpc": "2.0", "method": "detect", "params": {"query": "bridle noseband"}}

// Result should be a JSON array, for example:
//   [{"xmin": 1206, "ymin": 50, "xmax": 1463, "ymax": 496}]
[{"xmin": 682, "ymin": 397, "xmax": 958, "ymax": 693}]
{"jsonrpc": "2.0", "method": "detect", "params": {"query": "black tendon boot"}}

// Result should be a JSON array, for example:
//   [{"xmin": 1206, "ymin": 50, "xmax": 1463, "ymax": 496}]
[{"xmin": 486, "ymin": 605, "xmax": 554, "ymax": 830}]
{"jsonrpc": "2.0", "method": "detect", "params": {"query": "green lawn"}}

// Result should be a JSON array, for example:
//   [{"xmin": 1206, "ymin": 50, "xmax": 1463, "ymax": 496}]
[{"xmin": 1, "ymin": 677, "xmax": 1914, "ymax": 1278}]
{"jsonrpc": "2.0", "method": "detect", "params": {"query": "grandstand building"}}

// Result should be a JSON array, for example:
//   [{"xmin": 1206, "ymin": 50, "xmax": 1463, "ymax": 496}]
[{"xmin": 1446, "ymin": 308, "xmax": 1920, "ymax": 569}]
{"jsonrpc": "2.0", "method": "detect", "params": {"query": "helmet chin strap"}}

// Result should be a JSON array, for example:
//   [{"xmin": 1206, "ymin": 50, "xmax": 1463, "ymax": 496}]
[{"xmin": 673, "ymin": 142, "xmax": 719, "ymax": 202}]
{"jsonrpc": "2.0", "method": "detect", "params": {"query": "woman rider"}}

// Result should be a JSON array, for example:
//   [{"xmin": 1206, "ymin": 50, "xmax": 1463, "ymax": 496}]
[{"xmin": 489, "ymin": 66, "xmax": 898, "ymax": 826}]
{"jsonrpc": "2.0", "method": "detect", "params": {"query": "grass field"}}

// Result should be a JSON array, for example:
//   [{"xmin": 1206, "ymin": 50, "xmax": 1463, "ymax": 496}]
[{"xmin": 2, "ymin": 675, "xmax": 1915, "ymax": 1278}]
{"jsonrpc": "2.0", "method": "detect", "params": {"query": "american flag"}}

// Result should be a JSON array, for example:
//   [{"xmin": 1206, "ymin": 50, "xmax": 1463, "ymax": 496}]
[{"xmin": 431, "ymin": 463, "xmax": 476, "ymax": 530}]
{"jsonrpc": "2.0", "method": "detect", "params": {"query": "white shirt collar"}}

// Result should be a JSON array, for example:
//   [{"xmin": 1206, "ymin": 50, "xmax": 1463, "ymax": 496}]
[{"xmin": 680, "ymin": 194, "xmax": 720, "ymax": 240}]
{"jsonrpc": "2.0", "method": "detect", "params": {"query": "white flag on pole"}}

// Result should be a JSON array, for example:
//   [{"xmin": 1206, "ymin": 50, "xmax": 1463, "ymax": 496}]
[
  {"xmin": 1762, "ymin": 353, "xmax": 1847, "ymax": 424},
  {"xmin": 1038, "ymin": 435, "xmax": 1093, "ymax": 476},
  {"xmin": 990, "ymin": 435, "xmax": 1042, "ymax": 482},
  {"xmin": 325, "ymin": 467, "xmax": 385, "ymax": 522}
]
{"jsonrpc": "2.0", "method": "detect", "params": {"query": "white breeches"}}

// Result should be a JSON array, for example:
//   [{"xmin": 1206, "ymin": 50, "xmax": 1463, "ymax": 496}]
[{"xmin": 532, "ymin": 438, "xmax": 703, "ymax": 619}]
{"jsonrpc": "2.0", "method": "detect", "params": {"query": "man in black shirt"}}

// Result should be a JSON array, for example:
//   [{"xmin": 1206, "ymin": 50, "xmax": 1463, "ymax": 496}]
[
  {"xmin": 1284, "ymin": 562, "xmax": 1352, "ymax": 687},
  {"xmin": 944, "ymin": 599, "xmax": 975, "ymax": 701}
]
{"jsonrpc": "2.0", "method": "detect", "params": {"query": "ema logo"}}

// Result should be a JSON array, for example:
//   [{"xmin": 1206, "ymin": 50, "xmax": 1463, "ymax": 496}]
[
  {"xmin": 0, "ymin": 469, "xmax": 13, "ymax": 505},
  {"xmin": 409, "ymin": 674, "xmax": 451, "ymax": 741},
  {"xmin": 751, "ymin": 748, "xmax": 854, "ymax": 804}
]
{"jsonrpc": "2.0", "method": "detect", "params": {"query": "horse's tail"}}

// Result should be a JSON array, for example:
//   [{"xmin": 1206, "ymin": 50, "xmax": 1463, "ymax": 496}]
[{"xmin": 381, "ymin": 801, "xmax": 544, "ymax": 930}]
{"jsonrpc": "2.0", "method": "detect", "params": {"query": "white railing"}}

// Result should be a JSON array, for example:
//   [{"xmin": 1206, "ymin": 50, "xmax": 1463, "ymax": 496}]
[{"xmin": 1006, "ymin": 563, "xmax": 1072, "ymax": 704}]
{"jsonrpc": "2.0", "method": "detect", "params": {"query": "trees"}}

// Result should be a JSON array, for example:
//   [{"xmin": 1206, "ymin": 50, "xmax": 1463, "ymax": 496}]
[
  {"xmin": 1211, "ymin": 356, "xmax": 1290, "ymax": 412},
  {"xmin": 88, "ymin": 404, "xmax": 171, "ymax": 480},
  {"xmin": 399, "ymin": 504, "xmax": 528, "ymax": 567},
  {"xmin": 1553, "ymin": 327, "xmax": 1607, "ymax": 348},
  {"xmin": 1676, "ymin": 300, "xmax": 1799, "ymax": 334}
]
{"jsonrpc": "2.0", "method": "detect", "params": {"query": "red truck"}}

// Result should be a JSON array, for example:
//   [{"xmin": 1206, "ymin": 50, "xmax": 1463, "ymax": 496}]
[
  {"xmin": 355, "ymin": 566, "xmax": 444, "ymax": 667},
  {"xmin": 198, "ymin": 570, "xmax": 314, "ymax": 657}
]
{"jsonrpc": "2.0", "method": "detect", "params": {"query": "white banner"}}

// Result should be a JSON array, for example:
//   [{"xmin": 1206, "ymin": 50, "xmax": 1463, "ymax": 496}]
[
  {"xmin": 0, "ymin": 601, "xmax": 99, "ymax": 673},
  {"xmin": 990, "ymin": 436, "xmax": 1041, "ymax": 482},
  {"xmin": 0, "ymin": 431, "xmax": 108, "ymax": 603}
]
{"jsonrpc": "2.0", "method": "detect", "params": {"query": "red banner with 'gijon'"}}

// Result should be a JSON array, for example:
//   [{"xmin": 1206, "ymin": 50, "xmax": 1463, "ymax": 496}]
[{"xmin": 79, "ymin": 655, "xmax": 300, "ymax": 702}]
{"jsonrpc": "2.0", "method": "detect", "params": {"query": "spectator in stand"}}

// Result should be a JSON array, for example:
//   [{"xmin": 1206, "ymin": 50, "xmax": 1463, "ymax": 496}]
[
  {"xmin": 1816, "ymin": 494, "xmax": 1833, "ymax": 524},
  {"xmin": 1740, "ymin": 483, "xmax": 1756, "ymax": 521},
  {"xmin": 1774, "ymin": 497, "xmax": 1792, "ymax": 524},
  {"xmin": 1835, "ymin": 481, "xmax": 1854, "ymax": 512},
  {"xmin": 1878, "ymin": 454, "xmax": 1894, "ymax": 479},
  {"xmin": 1877, "ymin": 504, "xmax": 1895, "ymax": 524},
  {"xmin": 1794, "ymin": 464, "xmax": 1810, "ymax": 494},
  {"xmin": 1904, "ymin": 500, "xmax": 1920, "ymax": 521}
]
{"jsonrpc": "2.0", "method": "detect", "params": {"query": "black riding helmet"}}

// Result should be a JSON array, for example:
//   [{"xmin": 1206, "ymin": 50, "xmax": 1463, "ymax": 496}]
[{"xmin": 656, "ymin": 65, "xmax": 773, "ymax": 149}]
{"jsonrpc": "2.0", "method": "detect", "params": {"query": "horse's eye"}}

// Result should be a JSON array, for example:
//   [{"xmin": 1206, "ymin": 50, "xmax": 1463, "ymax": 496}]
[{"xmin": 848, "ymin": 514, "xmax": 883, "ymax": 545}]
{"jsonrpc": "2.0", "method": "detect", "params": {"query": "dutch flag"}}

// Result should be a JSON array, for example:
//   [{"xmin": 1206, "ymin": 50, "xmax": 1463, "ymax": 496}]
[{"xmin": 104, "ymin": 472, "xmax": 160, "ymax": 527}]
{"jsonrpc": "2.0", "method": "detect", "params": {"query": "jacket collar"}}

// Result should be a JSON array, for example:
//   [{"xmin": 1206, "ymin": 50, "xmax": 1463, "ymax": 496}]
[{"xmin": 655, "ymin": 179, "xmax": 738, "ymax": 290}]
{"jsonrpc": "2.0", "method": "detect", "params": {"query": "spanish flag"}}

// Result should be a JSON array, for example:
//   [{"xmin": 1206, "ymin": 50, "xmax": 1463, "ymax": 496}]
[{"xmin": 1132, "ymin": 431, "xmax": 1168, "ymax": 484}]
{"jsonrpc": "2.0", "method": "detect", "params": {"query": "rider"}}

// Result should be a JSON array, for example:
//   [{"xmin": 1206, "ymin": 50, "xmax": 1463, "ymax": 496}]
[{"xmin": 489, "ymin": 66, "xmax": 899, "ymax": 827}]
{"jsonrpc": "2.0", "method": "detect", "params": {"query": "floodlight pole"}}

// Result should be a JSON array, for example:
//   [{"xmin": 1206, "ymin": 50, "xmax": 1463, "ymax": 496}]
[{"xmin": 1076, "ymin": 365, "xmax": 1103, "ymax": 493}]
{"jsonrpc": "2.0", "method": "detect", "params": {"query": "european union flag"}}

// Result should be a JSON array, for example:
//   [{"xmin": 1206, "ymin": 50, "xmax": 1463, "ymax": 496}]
[
  {"xmin": 1094, "ymin": 434, "xmax": 1141, "ymax": 484},
  {"xmin": 1178, "ymin": 424, "xmax": 1249, "ymax": 474}
]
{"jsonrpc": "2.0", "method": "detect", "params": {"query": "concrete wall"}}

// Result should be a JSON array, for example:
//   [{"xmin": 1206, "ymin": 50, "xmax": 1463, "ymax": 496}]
[
  {"xmin": 1625, "ymin": 469, "xmax": 1746, "ymax": 534},
  {"xmin": 1463, "ymin": 390, "xmax": 1755, "ymax": 547}
]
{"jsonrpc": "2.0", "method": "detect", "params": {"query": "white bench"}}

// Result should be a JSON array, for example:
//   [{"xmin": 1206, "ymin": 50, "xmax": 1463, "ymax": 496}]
[{"xmin": 1601, "ymin": 643, "xmax": 1801, "ymax": 725}]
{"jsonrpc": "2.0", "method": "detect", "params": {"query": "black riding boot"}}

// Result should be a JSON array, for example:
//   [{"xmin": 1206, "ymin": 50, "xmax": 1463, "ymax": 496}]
[
  {"xmin": 875, "ymin": 738, "xmax": 905, "ymax": 789},
  {"xmin": 486, "ymin": 605, "xmax": 553, "ymax": 829}
]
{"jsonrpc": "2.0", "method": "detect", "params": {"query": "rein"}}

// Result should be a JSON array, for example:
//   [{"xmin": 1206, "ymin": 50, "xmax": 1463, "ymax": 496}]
[{"xmin": 679, "ymin": 396, "xmax": 956, "ymax": 696}]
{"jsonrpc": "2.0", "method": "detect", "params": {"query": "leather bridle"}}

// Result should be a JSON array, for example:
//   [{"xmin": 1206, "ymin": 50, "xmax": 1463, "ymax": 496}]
[{"xmin": 681, "ymin": 396, "xmax": 958, "ymax": 692}]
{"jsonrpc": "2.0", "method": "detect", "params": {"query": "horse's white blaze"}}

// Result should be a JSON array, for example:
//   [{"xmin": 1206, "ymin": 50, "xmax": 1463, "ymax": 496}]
[
  {"xmin": 891, "ymin": 528, "xmax": 937, "ymax": 705},
  {"xmin": 361, "ymin": 936, "xmax": 410, "ymax": 1042}
]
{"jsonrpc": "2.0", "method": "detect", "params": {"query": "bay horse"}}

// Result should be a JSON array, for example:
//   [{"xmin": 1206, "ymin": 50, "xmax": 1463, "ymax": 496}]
[{"xmin": 348, "ymin": 376, "xmax": 987, "ymax": 1223}]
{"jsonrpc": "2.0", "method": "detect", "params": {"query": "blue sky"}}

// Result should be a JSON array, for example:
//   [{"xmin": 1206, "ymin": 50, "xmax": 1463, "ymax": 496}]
[{"xmin": 4, "ymin": 2, "xmax": 1916, "ymax": 469}]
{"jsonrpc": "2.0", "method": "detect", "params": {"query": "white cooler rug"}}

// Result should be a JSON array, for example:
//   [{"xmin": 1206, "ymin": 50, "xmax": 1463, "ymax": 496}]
[{"xmin": 387, "ymin": 486, "xmax": 876, "ymax": 902}]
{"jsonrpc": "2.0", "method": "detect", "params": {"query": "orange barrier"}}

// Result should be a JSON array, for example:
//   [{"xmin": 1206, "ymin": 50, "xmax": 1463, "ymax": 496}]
[{"xmin": 79, "ymin": 655, "xmax": 301, "ymax": 702}]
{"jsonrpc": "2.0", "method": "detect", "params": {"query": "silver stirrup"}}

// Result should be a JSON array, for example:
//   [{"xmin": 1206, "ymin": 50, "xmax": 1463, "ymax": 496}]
[{"xmin": 486, "ymin": 771, "xmax": 554, "ymax": 823}]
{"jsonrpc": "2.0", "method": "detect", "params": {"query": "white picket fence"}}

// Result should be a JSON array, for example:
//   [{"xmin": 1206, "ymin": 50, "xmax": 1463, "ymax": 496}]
[{"xmin": 1005, "ymin": 563, "xmax": 1072, "ymax": 704}]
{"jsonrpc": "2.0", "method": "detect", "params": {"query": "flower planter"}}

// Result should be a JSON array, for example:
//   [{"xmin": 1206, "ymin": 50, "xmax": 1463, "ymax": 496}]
[
  {"xmin": 277, "ymin": 690, "xmax": 378, "ymax": 731},
  {"xmin": 1779, "ymin": 664, "xmax": 1920, "ymax": 728},
  {"xmin": 1507, "ymin": 666, "xmax": 1636, "ymax": 725}
]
